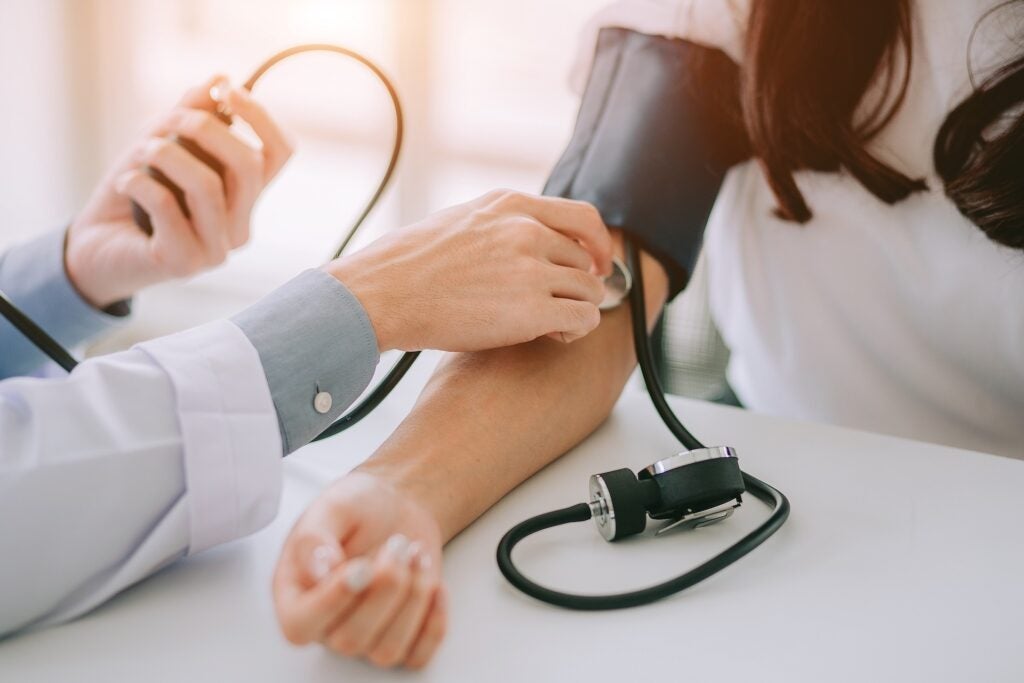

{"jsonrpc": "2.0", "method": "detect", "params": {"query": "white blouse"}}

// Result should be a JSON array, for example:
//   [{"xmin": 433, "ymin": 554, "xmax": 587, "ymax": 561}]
[{"xmin": 575, "ymin": 0, "xmax": 1024, "ymax": 458}]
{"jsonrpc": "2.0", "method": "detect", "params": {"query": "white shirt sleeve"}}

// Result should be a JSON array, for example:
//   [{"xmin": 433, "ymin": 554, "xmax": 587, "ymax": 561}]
[
  {"xmin": 0, "ymin": 319, "xmax": 282, "ymax": 636},
  {"xmin": 568, "ymin": 0, "xmax": 750, "ymax": 93}
]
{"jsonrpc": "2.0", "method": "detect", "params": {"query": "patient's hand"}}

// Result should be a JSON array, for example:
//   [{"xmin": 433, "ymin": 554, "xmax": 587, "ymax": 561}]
[
  {"xmin": 273, "ymin": 237, "xmax": 670, "ymax": 670},
  {"xmin": 273, "ymin": 472, "xmax": 446, "ymax": 669}
]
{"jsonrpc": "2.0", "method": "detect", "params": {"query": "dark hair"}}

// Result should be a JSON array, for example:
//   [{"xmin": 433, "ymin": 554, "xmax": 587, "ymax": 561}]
[
  {"xmin": 734, "ymin": 0, "xmax": 1024, "ymax": 250},
  {"xmin": 935, "ymin": 51, "xmax": 1024, "ymax": 249}
]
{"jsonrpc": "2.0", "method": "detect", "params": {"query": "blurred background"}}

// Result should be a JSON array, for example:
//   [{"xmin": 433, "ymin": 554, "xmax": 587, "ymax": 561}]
[{"xmin": 0, "ymin": 0, "xmax": 729, "ymax": 398}]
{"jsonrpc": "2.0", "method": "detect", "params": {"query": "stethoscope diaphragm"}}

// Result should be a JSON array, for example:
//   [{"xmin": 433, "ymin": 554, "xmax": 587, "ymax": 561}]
[{"xmin": 599, "ymin": 257, "xmax": 633, "ymax": 311}]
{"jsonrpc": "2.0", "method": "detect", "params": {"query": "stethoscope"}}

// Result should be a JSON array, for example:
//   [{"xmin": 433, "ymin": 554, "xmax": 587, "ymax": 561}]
[{"xmin": 0, "ymin": 44, "xmax": 790, "ymax": 612}]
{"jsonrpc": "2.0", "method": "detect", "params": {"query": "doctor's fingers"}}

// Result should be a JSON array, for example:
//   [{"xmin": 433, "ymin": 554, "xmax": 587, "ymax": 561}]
[
  {"xmin": 161, "ymin": 107, "xmax": 266, "ymax": 246},
  {"xmin": 224, "ymin": 87, "xmax": 294, "ymax": 182},
  {"xmin": 175, "ymin": 74, "xmax": 227, "ymax": 112},
  {"xmin": 140, "ymin": 138, "xmax": 231, "ymax": 265},
  {"xmin": 490, "ymin": 192, "xmax": 613, "ymax": 276},
  {"xmin": 142, "ymin": 75, "xmax": 225, "ymax": 139},
  {"xmin": 322, "ymin": 537, "xmax": 418, "ymax": 658},
  {"xmin": 546, "ymin": 263, "xmax": 605, "ymax": 305},
  {"xmin": 535, "ymin": 225, "xmax": 598, "ymax": 273},
  {"xmin": 542, "ymin": 298, "xmax": 602, "ymax": 344},
  {"xmin": 275, "ymin": 556, "xmax": 374, "ymax": 646},
  {"xmin": 116, "ymin": 170, "xmax": 204, "ymax": 276}
]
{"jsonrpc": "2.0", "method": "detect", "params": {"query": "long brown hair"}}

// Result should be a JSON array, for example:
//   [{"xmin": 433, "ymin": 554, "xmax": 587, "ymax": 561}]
[{"xmin": 734, "ymin": 0, "xmax": 1024, "ymax": 249}]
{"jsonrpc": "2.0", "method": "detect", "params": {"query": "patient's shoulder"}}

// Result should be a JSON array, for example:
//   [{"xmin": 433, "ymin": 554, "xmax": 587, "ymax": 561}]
[{"xmin": 568, "ymin": 0, "xmax": 750, "ymax": 93}]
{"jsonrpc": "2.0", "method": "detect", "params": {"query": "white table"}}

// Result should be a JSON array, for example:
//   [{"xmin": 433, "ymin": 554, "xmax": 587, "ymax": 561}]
[{"xmin": 2, "ymin": 357, "xmax": 1023, "ymax": 682}]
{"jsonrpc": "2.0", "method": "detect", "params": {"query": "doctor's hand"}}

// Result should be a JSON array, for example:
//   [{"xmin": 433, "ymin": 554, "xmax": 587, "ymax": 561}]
[
  {"xmin": 327, "ymin": 190, "xmax": 614, "ymax": 352},
  {"xmin": 65, "ymin": 75, "xmax": 293, "ymax": 309},
  {"xmin": 273, "ymin": 472, "xmax": 447, "ymax": 670}
]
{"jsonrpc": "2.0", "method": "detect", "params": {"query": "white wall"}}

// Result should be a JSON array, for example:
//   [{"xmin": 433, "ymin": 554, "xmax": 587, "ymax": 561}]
[{"xmin": 0, "ymin": 0, "xmax": 81, "ymax": 248}]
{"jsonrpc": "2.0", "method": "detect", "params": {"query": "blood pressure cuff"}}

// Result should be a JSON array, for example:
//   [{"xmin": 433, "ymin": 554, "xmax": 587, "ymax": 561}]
[{"xmin": 543, "ymin": 28, "xmax": 751, "ymax": 300}]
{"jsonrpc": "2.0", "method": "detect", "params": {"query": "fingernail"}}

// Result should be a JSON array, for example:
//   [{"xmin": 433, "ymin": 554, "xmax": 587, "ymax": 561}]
[
  {"xmin": 143, "ymin": 138, "xmax": 163, "ymax": 156},
  {"xmin": 114, "ymin": 172, "xmax": 131, "ymax": 194},
  {"xmin": 416, "ymin": 552, "xmax": 433, "ymax": 573},
  {"xmin": 403, "ymin": 541, "xmax": 423, "ymax": 567},
  {"xmin": 209, "ymin": 78, "xmax": 230, "ymax": 103},
  {"xmin": 382, "ymin": 534, "xmax": 410, "ymax": 563},
  {"xmin": 344, "ymin": 558, "xmax": 373, "ymax": 593},
  {"xmin": 308, "ymin": 544, "xmax": 342, "ymax": 581}
]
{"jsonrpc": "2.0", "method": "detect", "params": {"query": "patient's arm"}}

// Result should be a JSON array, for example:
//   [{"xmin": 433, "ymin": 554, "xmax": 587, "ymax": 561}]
[
  {"xmin": 362, "ymin": 241, "xmax": 669, "ymax": 540},
  {"xmin": 272, "ymin": 237, "xmax": 669, "ymax": 668}
]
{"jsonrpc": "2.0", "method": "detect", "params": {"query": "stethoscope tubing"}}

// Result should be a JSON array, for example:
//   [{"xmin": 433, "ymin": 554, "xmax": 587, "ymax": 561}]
[
  {"xmin": 494, "ymin": 239, "xmax": 790, "ymax": 610},
  {"xmin": 239, "ymin": 44, "xmax": 419, "ymax": 441},
  {"xmin": 0, "ymin": 289, "xmax": 78, "ymax": 372}
]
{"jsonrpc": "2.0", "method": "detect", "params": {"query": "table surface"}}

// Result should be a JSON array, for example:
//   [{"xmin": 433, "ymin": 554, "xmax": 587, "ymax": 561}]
[{"xmin": 2, "ymin": 355, "xmax": 1023, "ymax": 683}]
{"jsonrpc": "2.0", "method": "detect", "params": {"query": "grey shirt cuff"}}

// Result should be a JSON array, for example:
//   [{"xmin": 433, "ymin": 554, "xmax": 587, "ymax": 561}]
[
  {"xmin": 0, "ymin": 229, "xmax": 130, "ymax": 378},
  {"xmin": 232, "ymin": 268, "xmax": 381, "ymax": 454}
]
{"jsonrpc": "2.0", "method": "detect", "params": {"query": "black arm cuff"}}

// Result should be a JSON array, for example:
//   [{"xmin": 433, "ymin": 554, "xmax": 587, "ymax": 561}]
[{"xmin": 543, "ymin": 28, "xmax": 751, "ymax": 300}]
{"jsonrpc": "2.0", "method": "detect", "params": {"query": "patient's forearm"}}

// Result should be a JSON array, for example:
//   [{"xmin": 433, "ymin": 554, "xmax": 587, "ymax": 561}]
[{"xmin": 358, "ymin": 248, "xmax": 669, "ymax": 542}]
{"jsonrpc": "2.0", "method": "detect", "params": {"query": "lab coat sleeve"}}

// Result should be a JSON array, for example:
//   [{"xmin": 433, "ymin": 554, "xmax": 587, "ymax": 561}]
[
  {"xmin": 0, "ymin": 320, "xmax": 280, "ymax": 637},
  {"xmin": 0, "ymin": 270, "xmax": 380, "ymax": 637},
  {"xmin": 0, "ymin": 229, "xmax": 130, "ymax": 379}
]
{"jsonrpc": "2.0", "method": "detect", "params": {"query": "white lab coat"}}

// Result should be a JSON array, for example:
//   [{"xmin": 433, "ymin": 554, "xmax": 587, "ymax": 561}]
[{"xmin": 0, "ymin": 320, "xmax": 282, "ymax": 636}]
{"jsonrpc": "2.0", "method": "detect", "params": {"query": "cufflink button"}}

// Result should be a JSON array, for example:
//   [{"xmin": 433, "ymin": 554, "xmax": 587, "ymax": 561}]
[{"xmin": 314, "ymin": 391, "xmax": 333, "ymax": 414}]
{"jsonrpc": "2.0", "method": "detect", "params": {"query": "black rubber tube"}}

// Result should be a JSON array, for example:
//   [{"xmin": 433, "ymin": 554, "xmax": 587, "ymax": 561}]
[
  {"xmin": 242, "ymin": 44, "xmax": 404, "ymax": 262},
  {"xmin": 494, "ymin": 239, "xmax": 791, "ymax": 610},
  {"xmin": 312, "ymin": 350, "xmax": 420, "ymax": 441},
  {"xmin": 0, "ymin": 289, "xmax": 78, "ymax": 373}
]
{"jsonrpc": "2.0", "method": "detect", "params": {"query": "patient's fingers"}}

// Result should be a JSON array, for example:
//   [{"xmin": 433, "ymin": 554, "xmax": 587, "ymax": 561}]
[
  {"xmin": 273, "ymin": 508, "xmax": 367, "ymax": 645},
  {"xmin": 322, "ymin": 534, "xmax": 415, "ymax": 658},
  {"xmin": 404, "ymin": 587, "xmax": 448, "ymax": 669},
  {"xmin": 365, "ymin": 547, "xmax": 439, "ymax": 668},
  {"xmin": 291, "ymin": 534, "xmax": 345, "ymax": 589},
  {"xmin": 275, "ymin": 556, "xmax": 374, "ymax": 645}
]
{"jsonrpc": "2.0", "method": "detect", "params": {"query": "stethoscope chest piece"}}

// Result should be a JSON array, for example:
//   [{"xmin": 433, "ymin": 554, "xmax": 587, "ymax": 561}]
[
  {"xmin": 598, "ymin": 257, "xmax": 633, "ymax": 311},
  {"xmin": 589, "ymin": 446, "xmax": 745, "ymax": 541}
]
